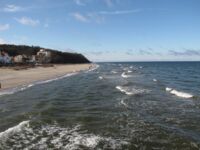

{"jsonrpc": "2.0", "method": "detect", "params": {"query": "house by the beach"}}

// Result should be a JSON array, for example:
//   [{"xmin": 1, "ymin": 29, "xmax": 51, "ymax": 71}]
[
  {"xmin": 29, "ymin": 55, "xmax": 36, "ymax": 63},
  {"xmin": 0, "ymin": 51, "xmax": 12, "ymax": 64},
  {"xmin": 13, "ymin": 54, "xmax": 36, "ymax": 64},
  {"xmin": 13, "ymin": 55, "xmax": 23, "ymax": 63},
  {"xmin": 36, "ymin": 49, "xmax": 51, "ymax": 63}
]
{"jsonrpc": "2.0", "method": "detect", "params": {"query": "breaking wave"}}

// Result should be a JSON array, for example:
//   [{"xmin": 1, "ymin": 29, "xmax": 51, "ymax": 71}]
[
  {"xmin": 111, "ymin": 71, "xmax": 117, "ymax": 74},
  {"xmin": 37, "ymin": 73, "xmax": 77, "ymax": 84},
  {"xmin": 0, "ymin": 121, "xmax": 128, "ymax": 149},
  {"xmin": 116, "ymin": 86, "xmax": 148, "ymax": 96},
  {"xmin": 86, "ymin": 64, "xmax": 99, "ymax": 72},
  {"xmin": 120, "ymin": 99, "xmax": 128, "ymax": 107},
  {"xmin": 98, "ymin": 76, "xmax": 103, "ymax": 80},
  {"xmin": 121, "ymin": 72, "xmax": 131, "ymax": 78},
  {"xmin": 153, "ymin": 79, "xmax": 157, "ymax": 82},
  {"xmin": 166, "ymin": 87, "xmax": 193, "ymax": 98},
  {"xmin": 0, "ymin": 120, "xmax": 29, "ymax": 139},
  {"xmin": 0, "ymin": 84, "xmax": 34, "ymax": 96}
]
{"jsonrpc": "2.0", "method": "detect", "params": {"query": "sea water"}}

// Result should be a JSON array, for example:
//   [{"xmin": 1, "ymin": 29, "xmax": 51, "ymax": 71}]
[{"xmin": 0, "ymin": 62, "xmax": 200, "ymax": 149}]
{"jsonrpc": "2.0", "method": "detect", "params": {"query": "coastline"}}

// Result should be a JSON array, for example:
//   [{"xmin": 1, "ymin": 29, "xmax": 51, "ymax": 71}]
[{"xmin": 0, "ymin": 63, "xmax": 94, "ymax": 91}]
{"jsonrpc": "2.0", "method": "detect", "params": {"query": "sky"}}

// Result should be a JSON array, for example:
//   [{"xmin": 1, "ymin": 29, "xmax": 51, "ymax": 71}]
[{"xmin": 0, "ymin": 0, "xmax": 200, "ymax": 62}]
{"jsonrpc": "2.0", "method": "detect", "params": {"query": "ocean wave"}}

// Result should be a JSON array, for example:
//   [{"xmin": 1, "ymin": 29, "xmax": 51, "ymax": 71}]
[
  {"xmin": 153, "ymin": 79, "xmax": 157, "ymax": 82},
  {"xmin": 86, "ymin": 64, "xmax": 99, "ymax": 72},
  {"xmin": 0, "ymin": 90, "xmax": 15, "ymax": 96},
  {"xmin": 0, "ymin": 84, "xmax": 34, "ymax": 97},
  {"xmin": 98, "ymin": 76, "xmax": 103, "ymax": 80},
  {"xmin": 0, "ymin": 121, "xmax": 128, "ymax": 149},
  {"xmin": 116, "ymin": 86, "xmax": 133, "ymax": 95},
  {"xmin": 120, "ymin": 99, "xmax": 128, "ymax": 107},
  {"xmin": 0, "ymin": 120, "xmax": 29, "ymax": 139},
  {"xmin": 111, "ymin": 71, "xmax": 117, "ymax": 74},
  {"xmin": 121, "ymin": 72, "xmax": 131, "ymax": 78},
  {"xmin": 37, "ymin": 73, "xmax": 77, "ymax": 84},
  {"xmin": 123, "ymin": 68, "xmax": 129, "ymax": 71},
  {"xmin": 116, "ymin": 86, "xmax": 147, "ymax": 96},
  {"xmin": 165, "ymin": 87, "xmax": 193, "ymax": 98},
  {"xmin": 127, "ymin": 70, "xmax": 132, "ymax": 73}
]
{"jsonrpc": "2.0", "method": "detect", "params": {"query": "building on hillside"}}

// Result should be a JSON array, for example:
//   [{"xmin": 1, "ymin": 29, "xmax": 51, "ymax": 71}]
[
  {"xmin": 36, "ymin": 49, "xmax": 51, "ymax": 63},
  {"xmin": 29, "ymin": 55, "xmax": 36, "ymax": 63},
  {"xmin": 0, "ymin": 51, "xmax": 12, "ymax": 64},
  {"xmin": 13, "ymin": 55, "xmax": 23, "ymax": 63}
]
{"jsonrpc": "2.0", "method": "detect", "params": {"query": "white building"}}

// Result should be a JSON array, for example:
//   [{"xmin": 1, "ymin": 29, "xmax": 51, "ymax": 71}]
[
  {"xmin": 0, "ymin": 52, "xmax": 11, "ymax": 64},
  {"xmin": 13, "ymin": 55, "xmax": 23, "ymax": 63},
  {"xmin": 36, "ymin": 49, "xmax": 51, "ymax": 63}
]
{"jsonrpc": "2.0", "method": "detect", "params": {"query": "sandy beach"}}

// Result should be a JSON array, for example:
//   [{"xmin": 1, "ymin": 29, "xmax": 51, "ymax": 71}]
[{"xmin": 0, "ymin": 64, "xmax": 93, "ymax": 90}]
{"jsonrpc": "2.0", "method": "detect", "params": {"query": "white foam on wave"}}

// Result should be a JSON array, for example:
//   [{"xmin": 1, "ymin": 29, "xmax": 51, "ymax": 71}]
[
  {"xmin": 0, "ymin": 120, "xmax": 29, "ymax": 139},
  {"xmin": 111, "ymin": 71, "xmax": 117, "ymax": 74},
  {"xmin": 116, "ymin": 86, "xmax": 133, "ymax": 95},
  {"xmin": 86, "ymin": 64, "xmax": 99, "ymax": 72},
  {"xmin": 166, "ymin": 87, "xmax": 193, "ymax": 98},
  {"xmin": 0, "ymin": 84, "xmax": 35, "ymax": 97},
  {"xmin": 116, "ymin": 86, "xmax": 147, "ymax": 96},
  {"xmin": 120, "ymin": 99, "xmax": 128, "ymax": 107},
  {"xmin": 0, "ymin": 90, "xmax": 15, "ymax": 96},
  {"xmin": 121, "ymin": 72, "xmax": 131, "ymax": 78},
  {"xmin": 0, "ymin": 122, "xmax": 128, "ymax": 149},
  {"xmin": 153, "ymin": 79, "xmax": 157, "ymax": 82},
  {"xmin": 127, "ymin": 70, "xmax": 132, "ymax": 73},
  {"xmin": 166, "ymin": 87, "xmax": 172, "ymax": 91},
  {"xmin": 98, "ymin": 76, "xmax": 103, "ymax": 80},
  {"xmin": 38, "ymin": 73, "xmax": 77, "ymax": 84}
]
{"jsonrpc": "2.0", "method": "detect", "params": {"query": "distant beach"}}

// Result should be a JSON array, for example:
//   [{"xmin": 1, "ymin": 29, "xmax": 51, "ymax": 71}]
[{"xmin": 0, "ymin": 64, "xmax": 93, "ymax": 90}]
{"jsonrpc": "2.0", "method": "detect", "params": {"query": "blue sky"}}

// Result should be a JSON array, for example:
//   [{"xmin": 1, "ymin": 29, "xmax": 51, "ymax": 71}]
[{"xmin": 0, "ymin": 0, "xmax": 200, "ymax": 62}]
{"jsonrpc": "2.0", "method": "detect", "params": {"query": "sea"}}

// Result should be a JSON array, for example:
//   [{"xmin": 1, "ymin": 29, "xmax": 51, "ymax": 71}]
[{"xmin": 0, "ymin": 62, "xmax": 200, "ymax": 150}]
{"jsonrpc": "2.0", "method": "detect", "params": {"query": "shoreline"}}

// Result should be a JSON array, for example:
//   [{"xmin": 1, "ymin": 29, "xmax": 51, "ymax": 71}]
[{"xmin": 0, "ymin": 63, "xmax": 94, "ymax": 91}]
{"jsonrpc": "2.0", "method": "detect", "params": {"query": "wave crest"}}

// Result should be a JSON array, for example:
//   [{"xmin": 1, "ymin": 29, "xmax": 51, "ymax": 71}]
[
  {"xmin": 116, "ymin": 86, "xmax": 147, "ymax": 96},
  {"xmin": 121, "ymin": 72, "xmax": 131, "ymax": 78},
  {"xmin": 0, "ymin": 121, "xmax": 128, "ymax": 149},
  {"xmin": 166, "ymin": 87, "xmax": 193, "ymax": 98}
]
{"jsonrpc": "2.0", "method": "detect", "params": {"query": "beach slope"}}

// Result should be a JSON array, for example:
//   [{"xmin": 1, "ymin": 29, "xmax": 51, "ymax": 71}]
[{"xmin": 0, "ymin": 64, "xmax": 92, "ymax": 90}]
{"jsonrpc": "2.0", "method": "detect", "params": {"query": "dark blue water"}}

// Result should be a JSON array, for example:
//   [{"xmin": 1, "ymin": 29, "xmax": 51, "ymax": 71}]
[{"xmin": 0, "ymin": 62, "xmax": 200, "ymax": 149}]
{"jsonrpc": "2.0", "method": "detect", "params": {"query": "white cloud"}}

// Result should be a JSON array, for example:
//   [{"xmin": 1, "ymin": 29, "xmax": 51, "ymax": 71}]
[
  {"xmin": 0, "ymin": 38, "xmax": 6, "ymax": 44},
  {"xmin": 15, "ymin": 17, "xmax": 40, "ymax": 26},
  {"xmin": 104, "ymin": 0, "xmax": 113, "ymax": 7},
  {"xmin": 71, "ymin": 12, "xmax": 105, "ymax": 24},
  {"xmin": 71, "ymin": 13, "xmax": 89, "ymax": 22},
  {"xmin": 0, "ymin": 24, "xmax": 10, "ymax": 31},
  {"xmin": 3, "ymin": 4, "xmax": 22, "ymax": 12},
  {"xmin": 71, "ymin": 9, "xmax": 141, "ymax": 23},
  {"xmin": 73, "ymin": 0, "xmax": 85, "ymax": 6},
  {"xmin": 99, "ymin": 9, "xmax": 142, "ymax": 15}
]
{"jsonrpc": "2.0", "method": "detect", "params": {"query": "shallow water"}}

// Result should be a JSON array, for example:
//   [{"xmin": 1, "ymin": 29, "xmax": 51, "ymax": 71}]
[{"xmin": 0, "ymin": 62, "xmax": 200, "ymax": 149}]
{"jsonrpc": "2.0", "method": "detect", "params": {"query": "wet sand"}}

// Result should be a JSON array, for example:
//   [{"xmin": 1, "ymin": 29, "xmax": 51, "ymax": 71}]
[{"xmin": 0, "ymin": 64, "xmax": 92, "ymax": 90}]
